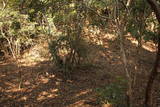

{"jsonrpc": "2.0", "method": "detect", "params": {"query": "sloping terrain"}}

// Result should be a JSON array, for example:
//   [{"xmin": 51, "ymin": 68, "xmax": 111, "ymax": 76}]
[{"xmin": 0, "ymin": 35, "xmax": 159, "ymax": 107}]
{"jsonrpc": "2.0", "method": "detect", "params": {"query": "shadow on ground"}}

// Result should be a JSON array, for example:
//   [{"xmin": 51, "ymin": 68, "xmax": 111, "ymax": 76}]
[{"xmin": 0, "ymin": 35, "xmax": 158, "ymax": 107}]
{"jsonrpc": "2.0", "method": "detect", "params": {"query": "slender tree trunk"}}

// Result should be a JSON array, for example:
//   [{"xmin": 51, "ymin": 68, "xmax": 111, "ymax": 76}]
[
  {"xmin": 126, "ymin": 0, "xmax": 133, "ymax": 7},
  {"xmin": 145, "ymin": 38, "xmax": 160, "ymax": 107},
  {"xmin": 145, "ymin": 0, "xmax": 160, "ymax": 106}
]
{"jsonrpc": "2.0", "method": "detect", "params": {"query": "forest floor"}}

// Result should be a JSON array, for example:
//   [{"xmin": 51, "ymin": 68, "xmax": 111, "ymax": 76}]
[{"xmin": 0, "ymin": 34, "xmax": 159, "ymax": 107}]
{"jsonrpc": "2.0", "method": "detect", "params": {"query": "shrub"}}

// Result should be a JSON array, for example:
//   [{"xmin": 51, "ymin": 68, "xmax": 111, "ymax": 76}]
[
  {"xmin": 96, "ymin": 78, "xmax": 127, "ymax": 107},
  {"xmin": 49, "ymin": 33, "xmax": 90, "ymax": 74},
  {"xmin": 0, "ymin": 8, "xmax": 37, "ymax": 58}
]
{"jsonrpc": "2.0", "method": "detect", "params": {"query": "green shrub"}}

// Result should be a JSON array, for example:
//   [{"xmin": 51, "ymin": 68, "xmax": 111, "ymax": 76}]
[
  {"xmin": 49, "ymin": 33, "xmax": 90, "ymax": 74},
  {"xmin": 96, "ymin": 78, "xmax": 127, "ymax": 106},
  {"xmin": 0, "ymin": 8, "xmax": 38, "ymax": 58}
]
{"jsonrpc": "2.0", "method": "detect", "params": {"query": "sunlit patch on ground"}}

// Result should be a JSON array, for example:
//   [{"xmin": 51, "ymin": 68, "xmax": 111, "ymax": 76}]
[
  {"xmin": 37, "ymin": 89, "xmax": 58, "ymax": 101},
  {"xmin": 19, "ymin": 42, "xmax": 50, "ymax": 66},
  {"xmin": 0, "ymin": 34, "xmax": 157, "ymax": 107},
  {"xmin": 75, "ymin": 89, "xmax": 92, "ymax": 98},
  {"xmin": 127, "ymin": 36, "xmax": 156, "ymax": 52},
  {"xmin": 18, "ymin": 96, "xmax": 28, "ymax": 101},
  {"xmin": 68, "ymin": 100, "xmax": 86, "ymax": 107}
]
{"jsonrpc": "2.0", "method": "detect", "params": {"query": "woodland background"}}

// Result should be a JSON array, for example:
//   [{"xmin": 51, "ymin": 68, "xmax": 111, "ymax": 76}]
[{"xmin": 0, "ymin": 0, "xmax": 160, "ymax": 107}]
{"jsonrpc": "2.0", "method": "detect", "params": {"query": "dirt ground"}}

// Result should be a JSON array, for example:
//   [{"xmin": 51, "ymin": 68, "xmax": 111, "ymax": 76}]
[{"xmin": 0, "ymin": 35, "xmax": 159, "ymax": 107}]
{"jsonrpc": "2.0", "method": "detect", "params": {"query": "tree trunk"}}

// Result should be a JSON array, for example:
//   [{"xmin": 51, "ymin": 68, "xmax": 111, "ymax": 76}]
[
  {"xmin": 145, "ymin": 38, "xmax": 160, "ymax": 107},
  {"xmin": 145, "ymin": 0, "xmax": 160, "ymax": 106}
]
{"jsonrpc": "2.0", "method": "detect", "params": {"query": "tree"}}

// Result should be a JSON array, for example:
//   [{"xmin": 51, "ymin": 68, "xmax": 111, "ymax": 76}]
[{"xmin": 144, "ymin": 0, "xmax": 160, "ymax": 106}]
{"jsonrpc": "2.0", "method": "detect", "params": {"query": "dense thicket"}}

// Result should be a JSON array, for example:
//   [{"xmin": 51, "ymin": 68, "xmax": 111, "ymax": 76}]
[{"xmin": 0, "ymin": 0, "xmax": 159, "ymax": 106}]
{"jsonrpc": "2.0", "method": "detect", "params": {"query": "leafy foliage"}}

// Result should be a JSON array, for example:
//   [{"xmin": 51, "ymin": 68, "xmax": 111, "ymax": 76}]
[
  {"xmin": 96, "ymin": 78, "xmax": 127, "ymax": 106},
  {"xmin": 0, "ymin": 0, "xmax": 160, "ymax": 106},
  {"xmin": 127, "ymin": 0, "xmax": 159, "ymax": 45},
  {"xmin": 49, "ymin": 33, "xmax": 90, "ymax": 73},
  {"xmin": 0, "ymin": 8, "xmax": 37, "ymax": 57}
]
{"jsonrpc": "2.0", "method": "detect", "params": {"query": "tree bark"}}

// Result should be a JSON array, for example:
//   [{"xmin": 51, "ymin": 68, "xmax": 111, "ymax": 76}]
[
  {"xmin": 145, "ymin": 39, "xmax": 160, "ymax": 107},
  {"xmin": 126, "ymin": 0, "xmax": 133, "ymax": 7},
  {"xmin": 145, "ymin": 0, "xmax": 160, "ymax": 106}
]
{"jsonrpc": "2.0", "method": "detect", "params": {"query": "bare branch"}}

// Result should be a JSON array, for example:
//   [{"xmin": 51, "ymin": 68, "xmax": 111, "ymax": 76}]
[{"xmin": 127, "ymin": 0, "xmax": 133, "ymax": 7}]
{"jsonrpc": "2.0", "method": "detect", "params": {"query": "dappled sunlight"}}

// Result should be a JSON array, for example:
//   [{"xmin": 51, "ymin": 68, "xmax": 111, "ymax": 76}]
[
  {"xmin": 5, "ymin": 87, "xmax": 26, "ymax": 93},
  {"xmin": 0, "ymin": 26, "xmax": 157, "ymax": 107},
  {"xmin": 84, "ymin": 26, "xmax": 117, "ymax": 47},
  {"xmin": 104, "ymin": 33, "xmax": 117, "ymax": 41},
  {"xmin": 23, "ymin": 80, "xmax": 31, "ymax": 86},
  {"xmin": 142, "ymin": 43, "xmax": 156, "ymax": 52},
  {"xmin": 18, "ymin": 96, "xmax": 28, "ymax": 102},
  {"xmin": 38, "ymin": 76, "xmax": 50, "ymax": 84},
  {"xmin": 75, "ymin": 89, "xmax": 92, "ymax": 98},
  {"xmin": 19, "ymin": 42, "xmax": 50, "ymax": 66},
  {"xmin": 0, "ymin": 0, "xmax": 159, "ymax": 106},
  {"xmin": 3, "ymin": 82, "xmax": 17, "ymax": 89},
  {"xmin": 127, "ymin": 36, "xmax": 156, "ymax": 52},
  {"xmin": 37, "ymin": 89, "xmax": 58, "ymax": 101},
  {"xmin": 0, "ymin": 58, "xmax": 106, "ymax": 106},
  {"xmin": 68, "ymin": 100, "xmax": 86, "ymax": 107}
]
